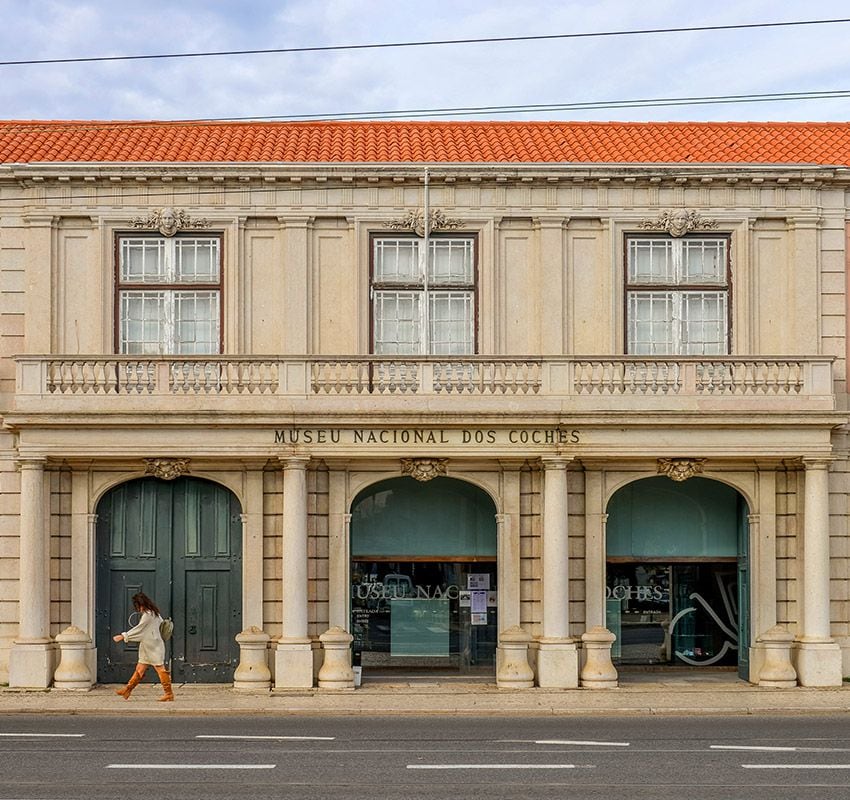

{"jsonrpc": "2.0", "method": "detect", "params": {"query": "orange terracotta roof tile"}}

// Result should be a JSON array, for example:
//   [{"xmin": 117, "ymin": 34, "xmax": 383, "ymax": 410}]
[{"xmin": 0, "ymin": 120, "xmax": 849, "ymax": 165}]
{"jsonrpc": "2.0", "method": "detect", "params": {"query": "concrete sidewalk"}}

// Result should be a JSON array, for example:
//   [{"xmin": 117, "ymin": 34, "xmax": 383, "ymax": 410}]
[{"xmin": 3, "ymin": 674, "xmax": 850, "ymax": 716}]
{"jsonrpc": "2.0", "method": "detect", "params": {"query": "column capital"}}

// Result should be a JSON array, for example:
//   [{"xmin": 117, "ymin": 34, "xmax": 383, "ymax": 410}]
[
  {"xmin": 540, "ymin": 456, "xmax": 574, "ymax": 470},
  {"xmin": 16, "ymin": 457, "xmax": 47, "ymax": 470},
  {"xmin": 802, "ymin": 456, "xmax": 833, "ymax": 470},
  {"xmin": 279, "ymin": 455, "xmax": 311, "ymax": 471}
]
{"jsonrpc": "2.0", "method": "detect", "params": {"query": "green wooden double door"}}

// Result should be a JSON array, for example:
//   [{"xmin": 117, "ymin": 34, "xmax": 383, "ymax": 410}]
[{"xmin": 96, "ymin": 477, "xmax": 242, "ymax": 683}]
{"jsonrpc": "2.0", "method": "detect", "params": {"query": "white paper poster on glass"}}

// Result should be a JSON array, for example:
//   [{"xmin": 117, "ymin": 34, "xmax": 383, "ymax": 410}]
[
  {"xmin": 470, "ymin": 612, "xmax": 488, "ymax": 626},
  {"xmin": 470, "ymin": 590, "xmax": 487, "ymax": 613},
  {"xmin": 467, "ymin": 573, "xmax": 490, "ymax": 591}
]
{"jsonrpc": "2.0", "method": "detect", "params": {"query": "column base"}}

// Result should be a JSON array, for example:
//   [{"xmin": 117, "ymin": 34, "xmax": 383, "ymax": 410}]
[
  {"xmin": 794, "ymin": 640, "xmax": 844, "ymax": 687},
  {"xmin": 234, "ymin": 627, "xmax": 272, "ymax": 691},
  {"xmin": 8, "ymin": 640, "xmax": 54, "ymax": 689},
  {"xmin": 536, "ymin": 638, "xmax": 579, "ymax": 689},
  {"xmin": 273, "ymin": 639, "xmax": 314, "ymax": 689}
]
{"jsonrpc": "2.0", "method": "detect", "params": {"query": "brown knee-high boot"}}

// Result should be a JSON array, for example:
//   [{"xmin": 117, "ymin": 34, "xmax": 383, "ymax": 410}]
[
  {"xmin": 115, "ymin": 668, "xmax": 145, "ymax": 700},
  {"xmin": 154, "ymin": 666, "xmax": 174, "ymax": 702}
]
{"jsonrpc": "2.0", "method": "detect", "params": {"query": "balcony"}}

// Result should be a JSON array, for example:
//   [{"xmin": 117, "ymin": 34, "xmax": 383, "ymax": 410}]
[{"xmin": 10, "ymin": 356, "xmax": 836, "ymax": 420}]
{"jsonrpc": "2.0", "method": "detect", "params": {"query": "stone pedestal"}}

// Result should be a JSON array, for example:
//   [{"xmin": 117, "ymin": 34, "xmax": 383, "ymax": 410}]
[
  {"xmin": 318, "ymin": 626, "xmax": 355, "ymax": 690},
  {"xmin": 52, "ymin": 626, "xmax": 93, "ymax": 690},
  {"xmin": 8, "ymin": 640, "xmax": 54, "ymax": 689},
  {"xmin": 580, "ymin": 627, "xmax": 618, "ymax": 689},
  {"xmin": 537, "ymin": 637, "xmax": 580, "ymax": 688},
  {"xmin": 795, "ymin": 640, "xmax": 844, "ymax": 687},
  {"xmin": 234, "ymin": 627, "xmax": 272, "ymax": 690},
  {"xmin": 274, "ymin": 638, "xmax": 314, "ymax": 690},
  {"xmin": 755, "ymin": 625, "xmax": 796, "ymax": 688},
  {"xmin": 496, "ymin": 626, "xmax": 534, "ymax": 689}
]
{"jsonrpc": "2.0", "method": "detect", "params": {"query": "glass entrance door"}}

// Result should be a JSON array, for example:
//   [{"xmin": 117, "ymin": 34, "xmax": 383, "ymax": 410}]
[
  {"xmin": 349, "ymin": 476, "xmax": 498, "ymax": 676},
  {"xmin": 606, "ymin": 562, "xmax": 739, "ymax": 666},
  {"xmin": 351, "ymin": 560, "xmax": 497, "ymax": 673}
]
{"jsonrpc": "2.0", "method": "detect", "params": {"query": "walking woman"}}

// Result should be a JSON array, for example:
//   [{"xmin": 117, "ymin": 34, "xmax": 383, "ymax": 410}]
[{"xmin": 112, "ymin": 592, "xmax": 174, "ymax": 702}]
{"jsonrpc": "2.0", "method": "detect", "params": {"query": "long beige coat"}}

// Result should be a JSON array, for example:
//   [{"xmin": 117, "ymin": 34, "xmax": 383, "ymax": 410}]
[{"xmin": 121, "ymin": 611, "xmax": 166, "ymax": 666}]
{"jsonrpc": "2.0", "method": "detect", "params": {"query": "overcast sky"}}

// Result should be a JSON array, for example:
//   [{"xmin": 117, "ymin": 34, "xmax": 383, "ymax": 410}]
[{"xmin": 2, "ymin": 0, "xmax": 849, "ymax": 123}]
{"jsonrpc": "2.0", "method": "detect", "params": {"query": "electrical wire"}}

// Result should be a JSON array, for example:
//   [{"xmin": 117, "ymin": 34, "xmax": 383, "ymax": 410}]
[
  {"xmin": 0, "ymin": 17, "xmax": 848, "ymax": 67},
  {"xmin": 0, "ymin": 89, "xmax": 849, "ymax": 130}
]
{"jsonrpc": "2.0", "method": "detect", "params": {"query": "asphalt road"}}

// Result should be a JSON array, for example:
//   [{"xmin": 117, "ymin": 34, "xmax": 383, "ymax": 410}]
[{"xmin": 1, "ymin": 714, "xmax": 850, "ymax": 799}]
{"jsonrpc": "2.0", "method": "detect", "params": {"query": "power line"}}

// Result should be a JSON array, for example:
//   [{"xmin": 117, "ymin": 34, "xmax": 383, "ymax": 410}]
[
  {"xmin": 1, "ymin": 17, "xmax": 848, "ymax": 67},
  {"xmin": 1, "ymin": 89, "xmax": 849, "ymax": 131}
]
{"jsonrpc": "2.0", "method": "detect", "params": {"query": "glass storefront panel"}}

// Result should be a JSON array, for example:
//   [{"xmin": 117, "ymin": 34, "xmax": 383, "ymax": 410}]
[
  {"xmin": 351, "ymin": 560, "xmax": 497, "ymax": 674},
  {"xmin": 606, "ymin": 562, "xmax": 739, "ymax": 667}
]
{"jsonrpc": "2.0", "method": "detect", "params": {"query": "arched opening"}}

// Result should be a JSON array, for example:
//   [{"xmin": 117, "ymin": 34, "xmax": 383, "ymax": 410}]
[
  {"xmin": 605, "ymin": 476, "xmax": 749, "ymax": 676},
  {"xmin": 95, "ymin": 476, "xmax": 243, "ymax": 684},
  {"xmin": 350, "ymin": 476, "xmax": 498, "ymax": 677}
]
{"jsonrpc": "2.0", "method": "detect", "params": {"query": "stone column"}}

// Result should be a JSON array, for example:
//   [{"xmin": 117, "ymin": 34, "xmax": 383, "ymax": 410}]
[
  {"xmin": 795, "ymin": 457, "xmax": 842, "ymax": 686},
  {"xmin": 235, "ymin": 468, "xmax": 271, "ymax": 688},
  {"xmin": 8, "ymin": 458, "xmax": 54, "ymax": 688},
  {"xmin": 536, "ymin": 457, "xmax": 578, "ymax": 688},
  {"xmin": 274, "ymin": 456, "xmax": 314, "ymax": 689},
  {"xmin": 68, "ymin": 469, "xmax": 95, "ymax": 688}
]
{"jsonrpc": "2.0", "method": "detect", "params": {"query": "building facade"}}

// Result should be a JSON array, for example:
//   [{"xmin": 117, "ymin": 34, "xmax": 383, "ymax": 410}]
[{"xmin": 0, "ymin": 120, "xmax": 848, "ymax": 690}]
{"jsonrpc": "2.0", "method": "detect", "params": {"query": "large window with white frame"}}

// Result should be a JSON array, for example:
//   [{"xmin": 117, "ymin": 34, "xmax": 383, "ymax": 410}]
[
  {"xmin": 371, "ymin": 234, "xmax": 477, "ymax": 355},
  {"xmin": 626, "ymin": 235, "xmax": 730, "ymax": 355},
  {"xmin": 116, "ymin": 234, "xmax": 222, "ymax": 354}
]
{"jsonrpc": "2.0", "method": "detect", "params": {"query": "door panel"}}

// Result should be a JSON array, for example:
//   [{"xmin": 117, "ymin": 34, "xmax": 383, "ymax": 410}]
[{"xmin": 97, "ymin": 477, "xmax": 241, "ymax": 684}]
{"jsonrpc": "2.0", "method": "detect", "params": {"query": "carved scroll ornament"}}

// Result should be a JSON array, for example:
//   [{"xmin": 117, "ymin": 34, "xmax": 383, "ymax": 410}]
[
  {"xmin": 639, "ymin": 209, "xmax": 718, "ymax": 237},
  {"xmin": 401, "ymin": 457, "xmax": 448, "ymax": 482},
  {"xmin": 387, "ymin": 209, "xmax": 464, "ymax": 237},
  {"xmin": 130, "ymin": 207, "xmax": 211, "ymax": 237},
  {"xmin": 657, "ymin": 458, "xmax": 706, "ymax": 482},
  {"xmin": 144, "ymin": 457, "xmax": 191, "ymax": 481}
]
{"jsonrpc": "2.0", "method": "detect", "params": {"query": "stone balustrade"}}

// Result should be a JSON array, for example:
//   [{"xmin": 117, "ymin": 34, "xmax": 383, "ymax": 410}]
[{"xmin": 13, "ymin": 355, "xmax": 835, "ymax": 411}]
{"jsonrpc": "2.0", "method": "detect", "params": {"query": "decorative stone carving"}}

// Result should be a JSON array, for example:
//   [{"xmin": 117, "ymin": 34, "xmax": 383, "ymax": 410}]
[
  {"xmin": 657, "ymin": 458, "xmax": 706, "ymax": 482},
  {"xmin": 756, "ymin": 625, "xmax": 797, "ymax": 688},
  {"xmin": 318, "ymin": 626, "xmax": 355, "ymax": 690},
  {"xmin": 130, "ymin": 207, "xmax": 211, "ymax": 237},
  {"xmin": 387, "ymin": 209, "xmax": 464, "ymax": 237},
  {"xmin": 496, "ymin": 625, "xmax": 534, "ymax": 689},
  {"xmin": 144, "ymin": 458, "xmax": 191, "ymax": 481},
  {"xmin": 580, "ymin": 626, "xmax": 618, "ymax": 689},
  {"xmin": 234, "ymin": 626, "xmax": 272, "ymax": 690},
  {"xmin": 401, "ymin": 458, "xmax": 447, "ymax": 482},
  {"xmin": 53, "ymin": 626, "xmax": 93, "ymax": 690},
  {"xmin": 639, "ymin": 209, "xmax": 718, "ymax": 237}
]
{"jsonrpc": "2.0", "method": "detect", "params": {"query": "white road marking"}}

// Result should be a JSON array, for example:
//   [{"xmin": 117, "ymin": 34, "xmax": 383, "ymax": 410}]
[
  {"xmin": 196, "ymin": 735, "xmax": 334, "ymax": 741},
  {"xmin": 107, "ymin": 764, "xmax": 276, "ymax": 770},
  {"xmin": 536, "ymin": 739, "xmax": 629, "ymax": 747},
  {"xmin": 712, "ymin": 745, "xmax": 799, "ymax": 752},
  {"xmin": 743, "ymin": 764, "xmax": 850, "ymax": 770},
  {"xmin": 0, "ymin": 733, "xmax": 84, "ymax": 737},
  {"xmin": 407, "ymin": 764, "xmax": 576, "ymax": 770}
]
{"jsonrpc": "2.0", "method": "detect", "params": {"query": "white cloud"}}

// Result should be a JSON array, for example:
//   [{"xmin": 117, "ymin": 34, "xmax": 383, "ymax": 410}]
[{"xmin": 1, "ymin": 0, "xmax": 849, "ymax": 120}]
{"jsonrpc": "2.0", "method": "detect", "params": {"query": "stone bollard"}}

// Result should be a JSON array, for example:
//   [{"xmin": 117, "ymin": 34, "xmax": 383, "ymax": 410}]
[
  {"xmin": 234, "ymin": 626, "xmax": 272, "ymax": 690},
  {"xmin": 757, "ymin": 625, "xmax": 797, "ymax": 688},
  {"xmin": 580, "ymin": 626, "xmax": 618, "ymax": 689},
  {"xmin": 318, "ymin": 626, "xmax": 355, "ymax": 690},
  {"xmin": 53, "ymin": 626, "xmax": 93, "ymax": 690},
  {"xmin": 496, "ymin": 625, "xmax": 534, "ymax": 689}
]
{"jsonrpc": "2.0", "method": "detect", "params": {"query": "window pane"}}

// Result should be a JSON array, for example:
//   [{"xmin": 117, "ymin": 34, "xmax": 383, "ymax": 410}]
[
  {"xmin": 174, "ymin": 291, "xmax": 220, "ymax": 354},
  {"xmin": 429, "ymin": 292, "xmax": 474, "ymax": 355},
  {"xmin": 429, "ymin": 239, "xmax": 473, "ymax": 285},
  {"xmin": 628, "ymin": 239, "xmax": 673, "ymax": 284},
  {"xmin": 373, "ymin": 291, "xmax": 421, "ymax": 354},
  {"xmin": 374, "ymin": 239, "xmax": 421, "ymax": 284},
  {"xmin": 120, "ymin": 239, "xmax": 166, "ymax": 283},
  {"xmin": 681, "ymin": 292, "xmax": 727, "ymax": 354},
  {"xmin": 628, "ymin": 293, "xmax": 674, "ymax": 354},
  {"xmin": 120, "ymin": 291, "xmax": 168, "ymax": 354},
  {"xmin": 682, "ymin": 240, "xmax": 726, "ymax": 285},
  {"xmin": 175, "ymin": 238, "xmax": 220, "ymax": 282}
]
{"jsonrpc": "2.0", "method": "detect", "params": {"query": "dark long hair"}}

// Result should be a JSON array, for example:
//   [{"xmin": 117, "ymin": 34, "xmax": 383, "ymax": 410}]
[{"xmin": 131, "ymin": 592, "xmax": 161, "ymax": 617}]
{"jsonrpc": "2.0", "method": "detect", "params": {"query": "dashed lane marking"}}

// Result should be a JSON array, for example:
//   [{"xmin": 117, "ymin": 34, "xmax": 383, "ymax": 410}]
[{"xmin": 196, "ymin": 735, "xmax": 334, "ymax": 741}]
